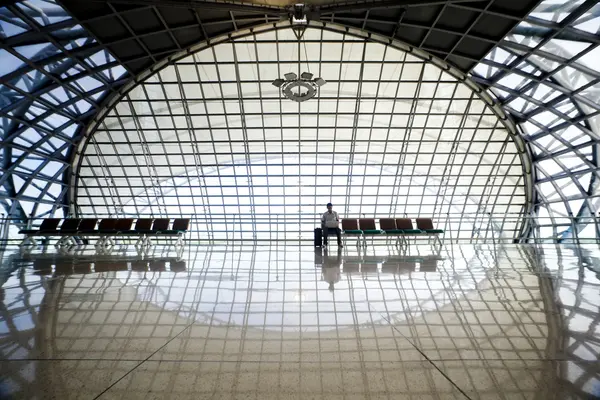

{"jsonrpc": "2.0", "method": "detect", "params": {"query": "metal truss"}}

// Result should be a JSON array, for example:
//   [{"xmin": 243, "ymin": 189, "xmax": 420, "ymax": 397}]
[
  {"xmin": 0, "ymin": 0, "xmax": 598, "ymax": 242},
  {"xmin": 0, "ymin": 0, "xmax": 129, "ymax": 230},
  {"xmin": 472, "ymin": 0, "xmax": 600, "ymax": 240},
  {"xmin": 71, "ymin": 22, "xmax": 529, "ymax": 241}
]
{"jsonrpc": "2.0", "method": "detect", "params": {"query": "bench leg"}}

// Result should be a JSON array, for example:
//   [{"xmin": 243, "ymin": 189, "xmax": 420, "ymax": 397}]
[
  {"xmin": 96, "ymin": 236, "xmax": 114, "ymax": 248},
  {"xmin": 20, "ymin": 236, "xmax": 37, "ymax": 247},
  {"xmin": 96, "ymin": 236, "xmax": 106, "ymax": 248},
  {"xmin": 56, "ymin": 236, "xmax": 75, "ymax": 248},
  {"xmin": 434, "ymin": 234, "xmax": 442, "ymax": 249}
]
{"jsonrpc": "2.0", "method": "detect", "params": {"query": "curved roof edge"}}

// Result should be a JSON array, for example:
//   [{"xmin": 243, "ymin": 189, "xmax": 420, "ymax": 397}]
[{"xmin": 68, "ymin": 20, "xmax": 536, "ymax": 238}]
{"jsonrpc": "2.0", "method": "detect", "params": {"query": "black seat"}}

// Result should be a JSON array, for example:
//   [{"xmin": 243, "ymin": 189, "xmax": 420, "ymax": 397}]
[
  {"xmin": 60, "ymin": 219, "xmax": 82, "ymax": 233},
  {"xmin": 77, "ymin": 218, "xmax": 98, "ymax": 233},
  {"xmin": 150, "ymin": 218, "xmax": 170, "ymax": 233},
  {"xmin": 19, "ymin": 218, "xmax": 61, "ymax": 234},
  {"xmin": 162, "ymin": 218, "xmax": 189, "ymax": 233},
  {"xmin": 97, "ymin": 218, "xmax": 119, "ymax": 233},
  {"xmin": 126, "ymin": 218, "xmax": 154, "ymax": 234},
  {"xmin": 114, "ymin": 218, "xmax": 134, "ymax": 233}
]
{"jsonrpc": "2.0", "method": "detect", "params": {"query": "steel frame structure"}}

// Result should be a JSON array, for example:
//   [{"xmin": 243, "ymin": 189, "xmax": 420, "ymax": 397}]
[
  {"xmin": 0, "ymin": 0, "xmax": 598, "ymax": 242},
  {"xmin": 72, "ymin": 22, "xmax": 530, "ymax": 242}
]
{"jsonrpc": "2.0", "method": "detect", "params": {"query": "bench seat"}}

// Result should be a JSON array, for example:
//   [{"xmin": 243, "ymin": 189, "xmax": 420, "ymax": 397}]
[
  {"xmin": 401, "ymin": 229, "xmax": 424, "ymax": 234},
  {"xmin": 422, "ymin": 229, "xmax": 444, "ymax": 234},
  {"xmin": 343, "ymin": 229, "xmax": 363, "ymax": 235},
  {"xmin": 20, "ymin": 217, "xmax": 190, "ymax": 248},
  {"xmin": 362, "ymin": 229, "xmax": 384, "ymax": 234},
  {"xmin": 383, "ymin": 229, "xmax": 404, "ymax": 234},
  {"xmin": 340, "ymin": 219, "xmax": 363, "ymax": 247}
]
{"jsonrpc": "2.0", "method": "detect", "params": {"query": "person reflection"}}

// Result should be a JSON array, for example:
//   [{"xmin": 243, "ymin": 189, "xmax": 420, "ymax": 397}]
[{"xmin": 322, "ymin": 247, "xmax": 342, "ymax": 292}]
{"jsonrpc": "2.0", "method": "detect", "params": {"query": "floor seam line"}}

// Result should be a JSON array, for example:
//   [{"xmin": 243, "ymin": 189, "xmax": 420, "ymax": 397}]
[
  {"xmin": 372, "ymin": 305, "xmax": 474, "ymax": 400},
  {"xmin": 92, "ymin": 322, "xmax": 197, "ymax": 399}
]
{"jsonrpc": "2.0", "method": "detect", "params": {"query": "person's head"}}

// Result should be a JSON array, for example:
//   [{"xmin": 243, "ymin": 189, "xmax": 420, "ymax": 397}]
[{"xmin": 327, "ymin": 202, "xmax": 333, "ymax": 211}]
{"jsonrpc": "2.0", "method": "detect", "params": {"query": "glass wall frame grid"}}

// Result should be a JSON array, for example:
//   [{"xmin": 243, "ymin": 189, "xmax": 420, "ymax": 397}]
[
  {"xmin": 0, "ymin": 0, "xmax": 129, "ymax": 233},
  {"xmin": 4, "ymin": 1, "xmax": 600, "ymax": 241},
  {"xmin": 72, "ymin": 22, "xmax": 531, "ymax": 242},
  {"xmin": 470, "ymin": 0, "xmax": 600, "ymax": 241}
]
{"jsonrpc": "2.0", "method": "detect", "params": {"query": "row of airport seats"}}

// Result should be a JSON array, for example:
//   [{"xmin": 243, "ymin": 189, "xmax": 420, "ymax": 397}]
[
  {"xmin": 340, "ymin": 217, "xmax": 444, "ymax": 247},
  {"xmin": 19, "ymin": 218, "xmax": 190, "ymax": 247}
]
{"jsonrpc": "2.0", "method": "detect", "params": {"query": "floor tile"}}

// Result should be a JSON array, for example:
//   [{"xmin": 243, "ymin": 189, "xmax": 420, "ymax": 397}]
[
  {"xmin": 95, "ymin": 360, "xmax": 466, "ymax": 399},
  {"xmin": 0, "ymin": 243, "xmax": 598, "ymax": 399},
  {"xmin": 0, "ymin": 359, "xmax": 138, "ymax": 399}
]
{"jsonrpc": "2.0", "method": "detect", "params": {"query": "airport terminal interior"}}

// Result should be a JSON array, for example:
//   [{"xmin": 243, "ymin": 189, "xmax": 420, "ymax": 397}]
[{"xmin": 0, "ymin": 0, "xmax": 599, "ymax": 398}]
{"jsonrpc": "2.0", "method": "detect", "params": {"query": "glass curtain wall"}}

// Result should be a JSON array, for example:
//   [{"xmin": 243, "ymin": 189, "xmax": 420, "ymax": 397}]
[
  {"xmin": 0, "ymin": 0, "xmax": 127, "ymax": 238},
  {"xmin": 2, "ymin": 1, "xmax": 600, "ymax": 243},
  {"xmin": 472, "ymin": 0, "xmax": 600, "ymax": 241},
  {"xmin": 76, "ymin": 27, "xmax": 526, "ymax": 241}
]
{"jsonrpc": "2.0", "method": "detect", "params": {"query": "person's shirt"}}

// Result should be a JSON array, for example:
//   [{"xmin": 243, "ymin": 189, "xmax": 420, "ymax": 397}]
[{"xmin": 321, "ymin": 210, "xmax": 339, "ymax": 228}]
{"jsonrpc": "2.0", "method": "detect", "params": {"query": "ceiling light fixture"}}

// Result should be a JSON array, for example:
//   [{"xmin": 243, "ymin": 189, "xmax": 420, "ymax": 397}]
[{"xmin": 272, "ymin": 71, "xmax": 326, "ymax": 103}]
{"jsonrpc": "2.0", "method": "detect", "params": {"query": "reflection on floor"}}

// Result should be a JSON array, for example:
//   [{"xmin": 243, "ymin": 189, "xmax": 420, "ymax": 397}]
[{"xmin": 0, "ymin": 243, "xmax": 599, "ymax": 399}]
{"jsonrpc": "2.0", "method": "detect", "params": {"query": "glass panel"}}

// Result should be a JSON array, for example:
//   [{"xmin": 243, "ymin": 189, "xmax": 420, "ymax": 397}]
[
  {"xmin": 472, "ymin": 0, "xmax": 600, "ymax": 239},
  {"xmin": 1, "ymin": 0, "xmax": 128, "ymax": 230},
  {"xmin": 76, "ymin": 28, "xmax": 525, "ymax": 241}
]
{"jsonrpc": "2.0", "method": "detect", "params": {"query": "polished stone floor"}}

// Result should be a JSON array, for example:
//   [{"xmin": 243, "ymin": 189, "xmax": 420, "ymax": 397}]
[{"xmin": 0, "ymin": 242, "xmax": 599, "ymax": 399}]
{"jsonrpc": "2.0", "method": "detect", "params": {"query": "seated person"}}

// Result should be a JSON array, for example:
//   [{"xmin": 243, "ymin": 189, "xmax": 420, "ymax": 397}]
[{"xmin": 321, "ymin": 202, "xmax": 343, "ymax": 248}]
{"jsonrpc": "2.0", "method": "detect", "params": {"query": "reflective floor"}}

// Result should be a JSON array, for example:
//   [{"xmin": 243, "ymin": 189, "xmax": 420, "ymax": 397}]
[{"xmin": 0, "ymin": 242, "xmax": 599, "ymax": 399}]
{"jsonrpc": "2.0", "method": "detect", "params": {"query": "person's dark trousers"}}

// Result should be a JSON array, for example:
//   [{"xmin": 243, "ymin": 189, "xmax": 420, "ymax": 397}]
[{"xmin": 323, "ymin": 227, "xmax": 342, "ymax": 246}]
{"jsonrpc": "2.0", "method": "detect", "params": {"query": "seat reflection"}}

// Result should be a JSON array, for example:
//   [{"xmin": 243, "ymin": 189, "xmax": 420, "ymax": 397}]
[
  {"xmin": 149, "ymin": 260, "xmax": 167, "ymax": 272},
  {"xmin": 14, "ymin": 253, "xmax": 186, "ymax": 276},
  {"xmin": 337, "ymin": 253, "xmax": 442, "ymax": 276},
  {"xmin": 94, "ymin": 260, "xmax": 128, "ymax": 272},
  {"xmin": 381, "ymin": 260, "xmax": 416, "ymax": 275}
]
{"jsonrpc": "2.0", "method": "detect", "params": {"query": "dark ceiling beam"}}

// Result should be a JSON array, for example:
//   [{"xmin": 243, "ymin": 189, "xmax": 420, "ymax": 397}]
[
  {"xmin": 0, "ymin": 4, "xmax": 69, "ymax": 17},
  {"xmin": 0, "ymin": 0, "xmax": 21, "ymax": 8},
  {"xmin": 317, "ymin": 0, "xmax": 484, "ymax": 13},
  {"xmin": 482, "ymin": 0, "xmax": 598, "ymax": 87},
  {"xmin": 86, "ymin": 0, "xmax": 287, "ymax": 15},
  {"xmin": 82, "ymin": 0, "xmax": 486, "ymax": 17}
]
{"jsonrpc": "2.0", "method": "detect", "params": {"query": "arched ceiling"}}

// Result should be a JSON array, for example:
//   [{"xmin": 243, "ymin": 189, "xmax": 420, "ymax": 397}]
[
  {"xmin": 1, "ymin": 0, "xmax": 599, "ymax": 241},
  {"xmin": 73, "ymin": 24, "xmax": 529, "ymax": 240},
  {"xmin": 59, "ymin": 0, "xmax": 539, "ymax": 73}
]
